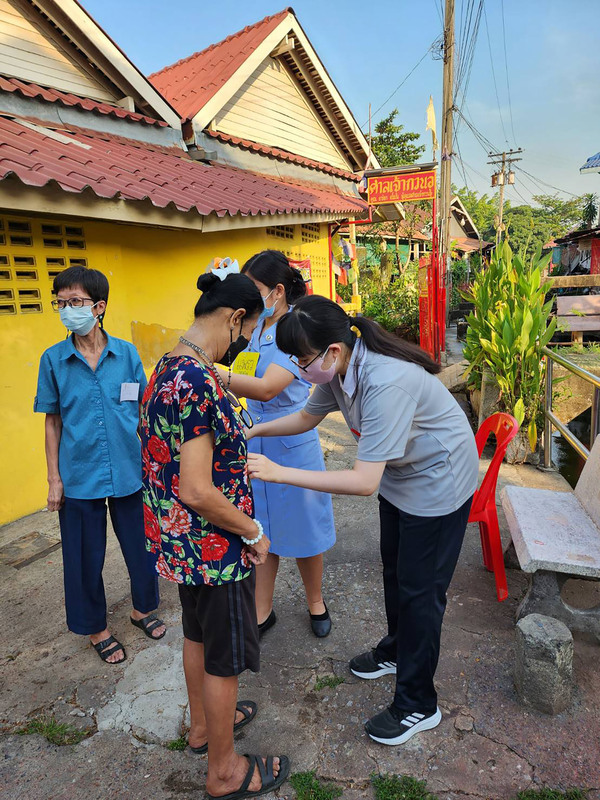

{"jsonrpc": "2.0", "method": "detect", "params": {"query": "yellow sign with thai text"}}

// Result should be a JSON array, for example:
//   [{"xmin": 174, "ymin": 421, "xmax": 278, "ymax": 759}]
[
  {"xmin": 367, "ymin": 170, "xmax": 436, "ymax": 204},
  {"xmin": 232, "ymin": 352, "xmax": 259, "ymax": 377}
]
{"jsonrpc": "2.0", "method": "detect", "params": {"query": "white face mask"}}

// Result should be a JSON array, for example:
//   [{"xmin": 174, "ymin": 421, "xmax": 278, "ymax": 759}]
[{"xmin": 59, "ymin": 304, "xmax": 99, "ymax": 336}]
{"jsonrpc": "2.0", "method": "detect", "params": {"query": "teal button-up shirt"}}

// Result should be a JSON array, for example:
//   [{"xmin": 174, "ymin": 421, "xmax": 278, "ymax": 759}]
[{"xmin": 34, "ymin": 332, "xmax": 147, "ymax": 500}]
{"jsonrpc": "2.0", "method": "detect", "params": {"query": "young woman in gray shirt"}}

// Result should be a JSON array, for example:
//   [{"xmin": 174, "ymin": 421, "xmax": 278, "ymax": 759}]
[{"xmin": 247, "ymin": 295, "xmax": 479, "ymax": 747}]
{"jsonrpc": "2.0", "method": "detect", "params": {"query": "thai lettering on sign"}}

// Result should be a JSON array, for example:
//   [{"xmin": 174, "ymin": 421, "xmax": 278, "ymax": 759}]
[{"xmin": 367, "ymin": 170, "xmax": 436, "ymax": 204}]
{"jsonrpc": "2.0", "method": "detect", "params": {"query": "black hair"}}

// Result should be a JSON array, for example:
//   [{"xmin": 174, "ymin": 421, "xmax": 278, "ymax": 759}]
[
  {"xmin": 53, "ymin": 266, "xmax": 109, "ymax": 327},
  {"xmin": 194, "ymin": 272, "xmax": 263, "ymax": 318},
  {"xmin": 242, "ymin": 250, "xmax": 306, "ymax": 304},
  {"xmin": 276, "ymin": 295, "xmax": 441, "ymax": 375}
]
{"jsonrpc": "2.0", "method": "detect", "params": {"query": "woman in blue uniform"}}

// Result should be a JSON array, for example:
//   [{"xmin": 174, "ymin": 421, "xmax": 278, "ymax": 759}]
[{"xmin": 224, "ymin": 251, "xmax": 335, "ymax": 637}]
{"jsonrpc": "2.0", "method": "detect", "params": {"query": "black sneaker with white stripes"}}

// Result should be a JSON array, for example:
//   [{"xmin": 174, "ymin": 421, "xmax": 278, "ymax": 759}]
[
  {"xmin": 365, "ymin": 704, "xmax": 442, "ymax": 745},
  {"xmin": 349, "ymin": 649, "xmax": 396, "ymax": 679}
]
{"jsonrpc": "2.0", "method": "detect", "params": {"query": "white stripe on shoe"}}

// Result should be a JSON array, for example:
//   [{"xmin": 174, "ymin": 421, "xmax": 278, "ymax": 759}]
[
  {"xmin": 350, "ymin": 661, "xmax": 397, "ymax": 679},
  {"xmin": 368, "ymin": 708, "xmax": 442, "ymax": 746}
]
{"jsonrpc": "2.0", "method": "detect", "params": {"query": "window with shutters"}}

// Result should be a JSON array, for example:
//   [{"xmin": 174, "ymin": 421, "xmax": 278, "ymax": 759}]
[{"xmin": 0, "ymin": 216, "xmax": 88, "ymax": 315}]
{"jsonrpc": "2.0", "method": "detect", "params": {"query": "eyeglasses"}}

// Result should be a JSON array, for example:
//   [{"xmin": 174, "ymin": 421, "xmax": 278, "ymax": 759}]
[
  {"xmin": 289, "ymin": 351, "xmax": 325, "ymax": 373},
  {"xmin": 51, "ymin": 297, "xmax": 95, "ymax": 310},
  {"xmin": 225, "ymin": 389, "xmax": 254, "ymax": 429}
]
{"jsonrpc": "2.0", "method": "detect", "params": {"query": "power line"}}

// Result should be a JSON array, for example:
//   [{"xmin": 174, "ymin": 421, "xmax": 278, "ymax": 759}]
[
  {"xmin": 362, "ymin": 42, "xmax": 436, "ymax": 129},
  {"xmin": 483, "ymin": 3, "xmax": 509, "ymax": 145},
  {"xmin": 454, "ymin": 0, "xmax": 483, "ymax": 115},
  {"xmin": 514, "ymin": 166, "xmax": 580, "ymax": 198},
  {"xmin": 500, "ymin": 0, "xmax": 517, "ymax": 144}
]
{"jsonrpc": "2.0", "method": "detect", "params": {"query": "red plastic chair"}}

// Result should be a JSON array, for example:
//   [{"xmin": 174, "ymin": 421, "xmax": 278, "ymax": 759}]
[{"xmin": 468, "ymin": 412, "xmax": 520, "ymax": 602}]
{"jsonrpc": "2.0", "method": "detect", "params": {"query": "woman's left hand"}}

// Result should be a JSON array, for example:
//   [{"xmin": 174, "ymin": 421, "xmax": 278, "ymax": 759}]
[{"xmin": 247, "ymin": 452, "xmax": 283, "ymax": 483}]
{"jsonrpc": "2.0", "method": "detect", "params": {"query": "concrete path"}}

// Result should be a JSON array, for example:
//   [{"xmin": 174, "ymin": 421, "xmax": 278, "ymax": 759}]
[{"xmin": 2, "ymin": 410, "xmax": 600, "ymax": 800}]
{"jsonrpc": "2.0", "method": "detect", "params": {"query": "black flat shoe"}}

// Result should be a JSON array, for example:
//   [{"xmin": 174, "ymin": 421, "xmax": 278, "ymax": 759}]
[
  {"xmin": 258, "ymin": 610, "xmax": 276, "ymax": 638},
  {"xmin": 310, "ymin": 604, "xmax": 331, "ymax": 638}
]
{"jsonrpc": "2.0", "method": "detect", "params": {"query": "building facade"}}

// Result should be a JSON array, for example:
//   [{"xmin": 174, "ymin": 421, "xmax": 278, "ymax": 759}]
[{"xmin": 0, "ymin": 0, "xmax": 370, "ymax": 523}]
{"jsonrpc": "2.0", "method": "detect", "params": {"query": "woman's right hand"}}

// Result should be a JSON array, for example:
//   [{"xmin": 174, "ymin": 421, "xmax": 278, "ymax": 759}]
[
  {"xmin": 47, "ymin": 478, "xmax": 64, "ymax": 512},
  {"xmin": 244, "ymin": 534, "xmax": 271, "ymax": 566}
]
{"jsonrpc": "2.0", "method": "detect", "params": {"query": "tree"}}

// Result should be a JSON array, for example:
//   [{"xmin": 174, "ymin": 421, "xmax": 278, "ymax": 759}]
[
  {"xmin": 454, "ymin": 186, "xmax": 595, "ymax": 258},
  {"xmin": 581, "ymin": 193, "xmax": 599, "ymax": 229},
  {"xmin": 371, "ymin": 109, "xmax": 425, "ymax": 167}
]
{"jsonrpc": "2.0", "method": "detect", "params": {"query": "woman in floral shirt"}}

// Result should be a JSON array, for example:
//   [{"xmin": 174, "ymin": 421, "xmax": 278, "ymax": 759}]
[{"xmin": 141, "ymin": 270, "xmax": 289, "ymax": 800}]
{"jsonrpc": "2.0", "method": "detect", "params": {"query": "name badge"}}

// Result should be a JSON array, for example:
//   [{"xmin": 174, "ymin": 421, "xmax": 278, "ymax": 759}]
[
  {"xmin": 120, "ymin": 382, "xmax": 140, "ymax": 402},
  {"xmin": 232, "ymin": 352, "xmax": 260, "ymax": 377}
]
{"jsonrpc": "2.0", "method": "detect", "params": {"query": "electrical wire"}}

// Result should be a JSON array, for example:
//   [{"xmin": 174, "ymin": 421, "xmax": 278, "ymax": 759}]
[
  {"xmin": 362, "ymin": 42, "xmax": 436, "ymax": 129},
  {"xmin": 514, "ymin": 166, "xmax": 579, "ymax": 198},
  {"xmin": 500, "ymin": 0, "xmax": 517, "ymax": 144},
  {"xmin": 483, "ymin": 3, "xmax": 509, "ymax": 145}
]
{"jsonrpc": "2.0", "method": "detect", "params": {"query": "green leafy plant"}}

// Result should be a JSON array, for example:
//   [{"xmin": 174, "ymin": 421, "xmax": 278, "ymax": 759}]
[
  {"xmin": 362, "ymin": 263, "xmax": 420, "ymax": 341},
  {"xmin": 17, "ymin": 715, "xmax": 88, "ymax": 746},
  {"xmin": 372, "ymin": 773, "xmax": 437, "ymax": 800},
  {"xmin": 290, "ymin": 771, "xmax": 342, "ymax": 800},
  {"xmin": 516, "ymin": 790, "xmax": 587, "ymax": 800},
  {"xmin": 167, "ymin": 736, "xmax": 188, "ymax": 751},
  {"xmin": 463, "ymin": 241, "xmax": 556, "ymax": 452},
  {"xmin": 314, "ymin": 675, "xmax": 345, "ymax": 691}
]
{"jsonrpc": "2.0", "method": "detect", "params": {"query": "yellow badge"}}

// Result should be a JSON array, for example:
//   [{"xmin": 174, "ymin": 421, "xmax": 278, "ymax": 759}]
[{"xmin": 232, "ymin": 352, "xmax": 259, "ymax": 377}]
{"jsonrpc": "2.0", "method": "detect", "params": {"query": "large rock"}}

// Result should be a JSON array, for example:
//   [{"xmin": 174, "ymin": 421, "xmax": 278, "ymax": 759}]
[{"xmin": 514, "ymin": 614, "xmax": 573, "ymax": 714}]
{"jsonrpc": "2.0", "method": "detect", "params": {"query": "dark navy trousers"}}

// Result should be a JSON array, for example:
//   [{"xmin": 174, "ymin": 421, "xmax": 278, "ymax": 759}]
[
  {"xmin": 375, "ymin": 493, "xmax": 473, "ymax": 714},
  {"xmin": 58, "ymin": 489, "xmax": 159, "ymax": 635}
]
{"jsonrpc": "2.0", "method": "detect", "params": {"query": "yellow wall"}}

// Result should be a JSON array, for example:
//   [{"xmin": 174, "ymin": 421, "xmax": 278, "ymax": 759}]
[{"xmin": 0, "ymin": 212, "xmax": 332, "ymax": 524}]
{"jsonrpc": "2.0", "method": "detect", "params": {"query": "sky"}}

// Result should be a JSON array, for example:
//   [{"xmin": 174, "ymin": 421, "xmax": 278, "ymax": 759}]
[{"xmin": 84, "ymin": 0, "xmax": 600, "ymax": 207}]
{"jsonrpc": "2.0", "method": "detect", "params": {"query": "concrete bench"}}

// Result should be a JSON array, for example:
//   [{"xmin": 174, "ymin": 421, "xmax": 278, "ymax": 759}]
[
  {"xmin": 501, "ymin": 437, "xmax": 600, "ymax": 641},
  {"xmin": 556, "ymin": 295, "xmax": 600, "ymax": 343}
]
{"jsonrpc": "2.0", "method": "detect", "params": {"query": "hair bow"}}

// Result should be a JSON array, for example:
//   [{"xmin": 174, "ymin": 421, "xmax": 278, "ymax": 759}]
[{"xmin": 209, "ymin": 257, "xmax": 240, "ymax": 281}]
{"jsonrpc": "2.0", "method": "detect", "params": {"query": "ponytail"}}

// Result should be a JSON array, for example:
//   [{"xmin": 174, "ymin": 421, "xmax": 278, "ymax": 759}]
[
  {"xmin": 276, "ymin": 295, "xmax": 440, "ymax": 375},
  {"xmin": 242, "ymin": 250, "xmax": 307, "ymax": 304}
]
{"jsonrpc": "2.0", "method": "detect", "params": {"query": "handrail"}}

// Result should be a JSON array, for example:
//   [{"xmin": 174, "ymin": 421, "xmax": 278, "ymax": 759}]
[{"xmin": 542, "ymin": 346, "xmax": 600, "ymax": 467}]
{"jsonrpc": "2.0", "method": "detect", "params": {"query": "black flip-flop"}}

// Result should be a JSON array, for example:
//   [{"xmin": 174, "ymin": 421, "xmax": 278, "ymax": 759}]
[
  {"xmin": 207, "ymin": 753, "xmax": 290, "ymax": 800},
  {"xmin": 130, "ymin": 613, "xmax": 166, "ymax": 640},
  {"xmin": 189, "ymin": 700, "xmax": 257, "ymax": 754},
  {"xmin": 92, "ymin": 635, "xmax": 126, "ymax": 664},
  {"xmin": 258, "ymin": 610, "xmax": 276, "ymax": 638}
]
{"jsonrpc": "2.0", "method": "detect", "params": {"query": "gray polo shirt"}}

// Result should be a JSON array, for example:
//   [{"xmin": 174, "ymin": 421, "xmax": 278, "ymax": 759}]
[{"xmin": 305, "ymin": 341, "xmax": 479, "ymax": 517}]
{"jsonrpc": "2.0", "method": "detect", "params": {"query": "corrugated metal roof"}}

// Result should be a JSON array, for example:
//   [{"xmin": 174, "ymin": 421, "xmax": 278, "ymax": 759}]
[
  {"xmin": 0, "ymin": 76, "xmax": 168, "ymax": 127},
  {"xmin": 0, "ymin": 113, "xmax": 366, "ymax": 219},
  {"xmin": 205, "ymin": 130, "xmax": 358, "ymax": 181},
  {"xmin": 580, "ymin": 152, "xmax": 600, "ymax": 173},
  {"xmin": 149, "ymin": 9, "xmax": 291, "ymax": 122}
]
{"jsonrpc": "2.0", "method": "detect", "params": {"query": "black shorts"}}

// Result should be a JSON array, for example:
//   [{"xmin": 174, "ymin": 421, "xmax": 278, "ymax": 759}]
[{"xmin": 178, "ymin": 572, "xmax": 260, "ymax": 677}]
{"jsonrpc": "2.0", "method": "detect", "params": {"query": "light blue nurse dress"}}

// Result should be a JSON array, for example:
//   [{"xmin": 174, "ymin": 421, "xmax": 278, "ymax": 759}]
[{"xmin": 246, "ymin": 316, "xmax": 336, "ymax": 558}]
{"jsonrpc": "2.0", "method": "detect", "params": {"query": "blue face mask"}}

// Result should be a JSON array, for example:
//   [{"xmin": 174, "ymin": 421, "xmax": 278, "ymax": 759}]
[
  {"xmin": 258, "ymin": 289, "xmax": 277, "ymax": 323},
  {"xmin": 59, "ymin": 303, "xmax": 99, "ymax": 336}
]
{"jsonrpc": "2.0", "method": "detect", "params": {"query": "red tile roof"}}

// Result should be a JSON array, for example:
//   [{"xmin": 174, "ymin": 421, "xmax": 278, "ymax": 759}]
[
  {"xmin": 0, "ymin": 76, "xmax": 168, "ymax": 127},
  {"xmin": 149, "ymin": 9, "xmax": 292, "ymax": 121},
  {"xmin": 453, "ymin": 236, "xmax": 491, "ymax": 252},
  {"xmin": 205, "ymin": 130, "xmax": 358, "ymax": 181},
  {"xmin": 0, "ymin": 113, "xmax": 366, "ymax": 219}
]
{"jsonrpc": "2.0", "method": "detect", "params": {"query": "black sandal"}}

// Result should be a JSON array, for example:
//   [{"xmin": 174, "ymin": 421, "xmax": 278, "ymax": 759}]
[
  {"xmin": 207, "ymin": 753, "xmax": 290, "ymax": 800},
  {"xmin": 92, "ymin": 635, "xmax": 126, "ymax": 664},
  {"xmin": 189, "ymin": 700, "xmax": 257, "ymax": 754},
  {"xmin": 130, "ymin": 613, "xmax": 166, "ymax": 640}
]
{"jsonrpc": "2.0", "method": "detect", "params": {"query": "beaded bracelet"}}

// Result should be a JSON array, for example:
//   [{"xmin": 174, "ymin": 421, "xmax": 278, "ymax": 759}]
[{"xmin": 241, "ymin": 519, "xmax": 264, "ymax": 546}]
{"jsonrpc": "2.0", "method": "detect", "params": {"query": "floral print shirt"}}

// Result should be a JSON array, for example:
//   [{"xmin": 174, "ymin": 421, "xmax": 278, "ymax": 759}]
[{"xmin": 140, "ymin": 354, "xmax": 254, "ymax": 586}]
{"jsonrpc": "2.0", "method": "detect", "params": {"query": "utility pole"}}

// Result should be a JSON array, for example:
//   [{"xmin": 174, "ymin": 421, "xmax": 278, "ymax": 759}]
[
  {"xmin": 488, "ymin": 148, "xmax": 523, "ymax": 241},
  {"xmin": 439, "ymin": 0, "xmax": 455, "ymax": 356}
]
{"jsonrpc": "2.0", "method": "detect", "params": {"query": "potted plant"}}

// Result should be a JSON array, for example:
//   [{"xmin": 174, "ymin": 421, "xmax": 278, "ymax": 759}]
[{"xmin": 462, "ymin": 241, "xmax": 556, "ymax": 463}]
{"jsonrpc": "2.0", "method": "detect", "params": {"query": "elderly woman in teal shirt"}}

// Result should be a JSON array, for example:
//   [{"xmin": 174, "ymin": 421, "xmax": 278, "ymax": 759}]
[{"xmin": 34, "ymin": 266, "xmax": 165, "ymax": 664}]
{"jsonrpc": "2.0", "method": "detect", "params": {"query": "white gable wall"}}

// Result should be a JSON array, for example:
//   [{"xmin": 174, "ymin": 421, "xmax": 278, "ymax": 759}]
[
  {"xmin": 0, "ymin": 0, "xmax": 116, "ymax": 101},
  {"xmin": 214, "ymin": 57, "xmax": 351, "ymax": 171}
]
